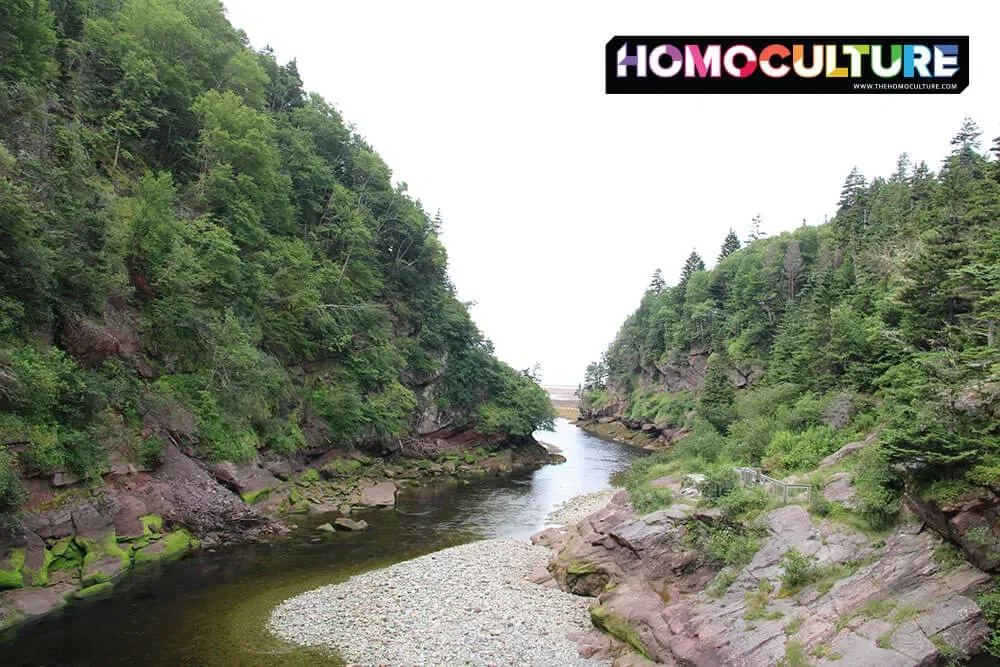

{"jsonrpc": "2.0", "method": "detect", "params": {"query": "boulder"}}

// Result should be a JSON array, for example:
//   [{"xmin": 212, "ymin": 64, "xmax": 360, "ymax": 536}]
[
  {"xmin": 359, "ymin": 482, "xmax": 396, "ymax": 508},
  {"xmin": 334, "ymin": 518, "xmax": 368, "ymax": 531},
  {"xmin": 823, "ymin": 472, "xmax": 857, "ymax": 507},
  {"xmin": 113, "ymin": 495, "xmax": 148, "ymax": 540},
  {"xmin": 210, "ymin": 461, "xmax": 280, "ymax": 497},
  {"xmin": 819, "ymin": 432, "xmax": 877, "ymax": 468},
  {"xmin": 316, "ymin": 523, "xmax": 336, "ymax": 533},
  {"xmin": 50, "ymin": 471, "xmax": 80, "ymax": 487}
]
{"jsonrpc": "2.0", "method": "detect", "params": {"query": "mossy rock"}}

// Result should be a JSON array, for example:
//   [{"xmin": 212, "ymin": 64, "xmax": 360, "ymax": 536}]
[
  {"xmin": 590, "ymin": 603, "xmax": 650, "ymax": 659},
  {"xmin": 134, "ymin": 528, "xmax": 194, "ymax": 565},
  {"xmin": 73, "ymin": 581, "xmax": 114, "ymax": 600},
  {"xmin": 567, "ymin": 561, "xmax": 600, "ymax": 576},
  {"xmin": 0, "ymin": 548, "xmax": 26, "ymax": 591},
  {"xmin": 23, "ymin": 548, "xmax": 54, "ymax": 587},
  {"xmin": 140, "ymin": 514, "xmax": 164, "ymax": 536},
  {"xmin": 241, "ymin": 487, "xmax": 273, "ymax": 504},
  {"xmin": 79, "ymin": 533, "xmax": 131, "ymax": 586},
  {"xmin": 299, "ymin": 468, "xmax": 321, "ymax": 483},
  {"xmin": 47, "ymin": 537, "xmax": 86, "ymax": 574}
]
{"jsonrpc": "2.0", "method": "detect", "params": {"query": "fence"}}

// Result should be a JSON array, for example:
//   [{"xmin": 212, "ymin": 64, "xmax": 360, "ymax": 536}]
[{"xmin": 733, "ymin": 467, "xmax": 812, "ymax": 504}]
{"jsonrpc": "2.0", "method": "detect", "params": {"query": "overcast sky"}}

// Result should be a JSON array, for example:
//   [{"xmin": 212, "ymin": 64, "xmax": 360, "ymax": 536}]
[{"xmin": 222, "ymin": 0, "xmax": 1000, "ymax": 386}]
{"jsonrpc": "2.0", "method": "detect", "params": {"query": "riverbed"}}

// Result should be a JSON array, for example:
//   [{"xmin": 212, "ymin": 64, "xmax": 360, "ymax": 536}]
[{"xmin": 0, "ymin": 419, "xmax": 643, "ymax": 666}]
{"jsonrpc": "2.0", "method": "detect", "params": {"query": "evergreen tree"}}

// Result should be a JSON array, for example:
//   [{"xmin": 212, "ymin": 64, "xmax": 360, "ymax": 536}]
[
  {"xmin": 717, "ymin": 229, "xmax": 741, "ymax": 263},
  {"xmin": 699, "ymin": 349, "xmax": 736, "ymax": 434},
  {"xmin": 648, "ymin": 268, "xmax": 665, "ymax": 293},
  {"xmin": 678, "ymin": 250, "xmax": 705, "ymax": 288}
]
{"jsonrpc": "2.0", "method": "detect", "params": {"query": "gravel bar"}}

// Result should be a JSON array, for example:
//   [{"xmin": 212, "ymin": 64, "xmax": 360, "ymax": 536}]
[
  {"xmin": 545, "ymin": 489, "xmax": 618, "ymax": 526},
  {"xmin": 268, "ymin": 538, "xmax": 605, "ymax": 666}
]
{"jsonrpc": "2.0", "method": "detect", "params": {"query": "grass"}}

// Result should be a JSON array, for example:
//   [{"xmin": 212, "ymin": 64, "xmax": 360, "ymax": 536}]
[
  {"xmin": 706, "ymin": 567, "xmax": 738, "ymax": 598},
  {"xmin": 934, "ymin": 542, "xmax": 966, "ymax": 568},
  {"xmin": 784, "ymin": 616, "xmax": 805, "ymax": 636},
  {"xmin": 744, "ymin": 578, "xmax": 784, "ymax": 621},
  {"xmin": 780, "ymin": 640, "xmax": 809, "ymax": 667}
]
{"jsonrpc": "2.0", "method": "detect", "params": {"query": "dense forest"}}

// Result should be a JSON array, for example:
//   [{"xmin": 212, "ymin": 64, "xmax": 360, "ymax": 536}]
[
  {"xmin": 0, "ymin": 0, "xmax": 553, "ymax": 533},
  {"xmin": 583, "ymin": 120, "xmax": 1000, "ymax": 529}
]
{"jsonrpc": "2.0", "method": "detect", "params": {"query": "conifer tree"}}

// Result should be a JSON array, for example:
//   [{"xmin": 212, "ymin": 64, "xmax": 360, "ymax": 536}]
[
  {"xmin": 717, "ymin": 229, "xmax": 741, "ymax": 263},
  {"xmin": 699, "ymin": 348, "xmax": 736, "ymax": 434},
  {"xmin": 678, "ymin": 250, "xmax": 705, "ymax": 288},
  {"xmin": 648, "ymin": 268, "xmax": 665, "ymax": 293}
]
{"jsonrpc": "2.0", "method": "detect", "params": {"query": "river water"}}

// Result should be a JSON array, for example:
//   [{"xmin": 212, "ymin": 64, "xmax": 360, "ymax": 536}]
[{"xmin": 0, "ymin": 419, "xmax": 642, "ymax": 666}]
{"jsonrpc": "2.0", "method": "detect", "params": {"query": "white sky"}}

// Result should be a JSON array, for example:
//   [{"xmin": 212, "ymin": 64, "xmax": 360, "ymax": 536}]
[{"xmin": 222, "ymin": 0, "xmax": 1000, "ymax": 386}]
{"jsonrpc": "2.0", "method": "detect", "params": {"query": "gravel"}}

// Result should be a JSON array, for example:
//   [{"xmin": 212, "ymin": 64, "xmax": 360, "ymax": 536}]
[
  {"xmin": 268, "ymin": 538, "xmax": 606, "ymax": 666},
  {"xmin": 545, "ymin": 490, "xmax": 618, "ymax": 526}
]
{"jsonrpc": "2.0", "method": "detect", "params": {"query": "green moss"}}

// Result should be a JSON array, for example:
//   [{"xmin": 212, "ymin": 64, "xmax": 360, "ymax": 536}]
[
  {"xmin": 140, "ymin": 514, "xmax": 164, "ymax": 536},
  {"xmin": 73, "ymin": 581, "xmax": 114, "ymax": 599},
  {"xmin": 134, "ymin": 528, "xmax": 193, "ymax": 564},
  {"xmin": 744, "ymin": 578, "xmax": 783, "ymax": 621},
  {"xmin": 241, "ymin": 487, "xmax": 272, "ymax": 504},
  {"xmin": 79, "ymin": 533, "xmax": 130, "ymax": 585},
  {"xmin": 0, "ymin": 548, "xmax": 26, "ymax": 590},
  {"xmin": 590, "ymin": 604, "xmax": 649, "ymax": 659},
  {"xmin": 567, "ymin": 561, "xmax": 600, "ymax": 576},
  {"xmin": 876, "ymin": 634, "xmax": 892, "ymax": 649},
  {"xmin": 48, "ymin": 537, "xmax": 86, "ymax": 573}
]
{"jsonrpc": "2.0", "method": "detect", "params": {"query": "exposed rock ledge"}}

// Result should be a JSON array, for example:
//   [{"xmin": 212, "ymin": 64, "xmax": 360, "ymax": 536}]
[{"xmin": 533, "ymin": 489, "xmax": 993, "ymax": 666}]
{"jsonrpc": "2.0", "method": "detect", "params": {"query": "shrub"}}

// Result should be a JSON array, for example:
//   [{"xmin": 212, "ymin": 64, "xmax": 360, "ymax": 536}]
[
  {"xmin": 978, "ymin": 584, "xmax": 1000, "ymax": 657},
  {"xmin": 763, "ymin": 425, "xmax": 851, "ymax": 474},
  {"xmin": 715, "ymin": 486, "xmax": 769, "ymax": 521},
  {"xmin": 706, "ymin": 527, "xmax": 760, "ymax": 567},
  {"xmin": 852, "ymin": 445, "xmax": 902, "ymax": 531},
  {"xmin": 779, "ymin": 548, "xmax": 815, "ymax": 589},
  {"xmin": 809, "ymin": 492, "xmax": 832, "ymax": 517},
  {"xmin": 631, "ymin": 485, "xmax": 674, "ymax": 514},
  {"xmin": 137, "ymin": 435, "xmax": 168, "ymax": 469}
]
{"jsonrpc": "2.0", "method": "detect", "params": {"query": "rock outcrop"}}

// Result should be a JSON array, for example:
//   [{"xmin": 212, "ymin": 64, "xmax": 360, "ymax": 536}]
[
  {"xmin": 536, "ymin": 487, "xmax": 994, "ymax": 665},
  {"xmin": 906, "ymin": 485, "xmax": 1000, "ymax": 573}
]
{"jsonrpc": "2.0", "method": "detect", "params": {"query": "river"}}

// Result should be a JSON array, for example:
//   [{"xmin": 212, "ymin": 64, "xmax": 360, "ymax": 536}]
[{"xmin": 0, "ymin": 419, "xmax": 643, "ymax": 666}]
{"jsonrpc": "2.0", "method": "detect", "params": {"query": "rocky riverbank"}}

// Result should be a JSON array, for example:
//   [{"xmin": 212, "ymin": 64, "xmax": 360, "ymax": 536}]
[
  {"xmin": 0, "ymin": 434, "xmax": 562, "ymax": 631},
  {"xmin": 269, "ymin": 538, "xmax": 605, "ymax": 666},
  {"xmin": 533, "ymin": 484, "xmax": 996, "ymax": 665}
]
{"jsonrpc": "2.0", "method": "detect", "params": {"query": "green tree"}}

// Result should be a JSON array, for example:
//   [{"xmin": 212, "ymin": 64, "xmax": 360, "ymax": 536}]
[{"xmin": 718, "ymin": 228, "xmax": 741, "ymax": 262}]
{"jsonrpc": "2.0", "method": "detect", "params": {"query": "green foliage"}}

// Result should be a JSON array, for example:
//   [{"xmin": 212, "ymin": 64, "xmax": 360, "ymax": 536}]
[
  {"xmin": 0, "ymin": 448, "xmax": 27, "ymax": 536},
  {"xmin": 591, "ymin": 128, "xmax": 1000, "ymax": 500},
  {"xmin": 705, "ymin": 527, "xmax": 760, "ymax": 567},
  {"xmin": 852, "ymin": 445, "xmax": 902, "ymax": 531},
  {"xmin": 779, "ymin": 548, "xmax": 815, "ymax": 589},
  {"xmin": 763, "ymin": 425, "xmax": 851, "ymax": 474},
  {"xmin": 0, "ymin": 0, "xmax": 553, "ymax": 552},
  {"xmin": 978, "ymin": 583, "xmax": 1000, "ymax": 657},
  {"xmin": 630, "ymin": 486, "xmax": 674, "ymax": 514},
  {"xmin": 934, "ymin": 542, "xmax": 966, "ymax": 568}
]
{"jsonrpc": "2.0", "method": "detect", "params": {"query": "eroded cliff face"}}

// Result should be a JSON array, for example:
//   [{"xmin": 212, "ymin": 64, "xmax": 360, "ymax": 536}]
[
  {"xmin": 906, "ymin": 485, "xmax": 1000, "ymax": 574},
  {"xmin": 534, "ymin": 486, "xmax": 993, "ymax": 666}
]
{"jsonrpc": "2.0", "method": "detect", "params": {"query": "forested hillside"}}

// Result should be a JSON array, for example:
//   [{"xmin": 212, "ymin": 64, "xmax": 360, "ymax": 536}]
[
  {"xmin": 582, "ymin": 121, "xmax": 1000, "ymax": 529},
  {"xmin": 0, "ymin": 0, "xmax": 553, "ymax": 533}
]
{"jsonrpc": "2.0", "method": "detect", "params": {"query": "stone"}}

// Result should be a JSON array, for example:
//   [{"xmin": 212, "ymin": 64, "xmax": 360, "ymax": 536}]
[
  {"xmin": 263, "ymin": 458, "xmax": 295, "ymax": 480},
  {"xmin": 819, "ymin": 432, "xmax": 877, "ymax": 468},
  {"xmin": 113, "ymin": 495, "xmax": 148, "ymax": 540},
  {"xmin": 71, "ymin": 503, "xmax": 114, "ymax": 540},
  {"xmin": 359, "ymin": 481, "xmax": 396, "ymax": 508},
  {"xmin": 211, "ymin": 461, "xmax": 280, "ymax": 496},
  {"xmin": 823, "ymin": 472, "xmax": 857, "ymax": 507},
  {"xmin": 316, "ymin": 523, "xmax": 336, "ymax": 533},
  {"xmin": 334, "ymin": 518, "xmax": 368, "ymax": 531},
  {"xmin": 50, "ymin": 471, "xmax": 80, "ymax": 487}
]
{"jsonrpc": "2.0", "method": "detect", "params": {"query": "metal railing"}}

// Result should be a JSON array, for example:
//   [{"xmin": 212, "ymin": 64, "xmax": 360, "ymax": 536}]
[{"xmin": 733, "ymin": 467, "xmax": 812, "ymax": 503}]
